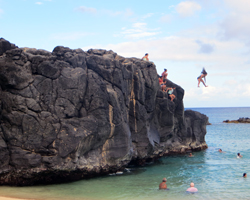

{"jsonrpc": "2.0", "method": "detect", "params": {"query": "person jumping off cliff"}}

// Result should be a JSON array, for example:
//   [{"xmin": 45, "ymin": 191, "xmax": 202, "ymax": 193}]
[{"xmin": 197, "ymin": 68, "xmax": 208, "ymax": 87}]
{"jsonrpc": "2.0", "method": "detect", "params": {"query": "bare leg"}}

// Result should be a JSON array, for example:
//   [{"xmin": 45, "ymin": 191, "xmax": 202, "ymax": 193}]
[
  {"xmin": 170, "ymin": 94, "xmax": 175, "ymax": 101},
  {"xmin": 197, "ymin": 79, "xmax": 201, "ymax": 87},
  {"xmin": 200, "ymin": 79, "xmax": 207, "ymax": 87}
]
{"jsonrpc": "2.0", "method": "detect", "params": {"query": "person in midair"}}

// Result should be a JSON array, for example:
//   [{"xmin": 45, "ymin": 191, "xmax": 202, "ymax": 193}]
[{"xmin": 197, "ymin": 68, "xmax": 208, "ymax": 87}]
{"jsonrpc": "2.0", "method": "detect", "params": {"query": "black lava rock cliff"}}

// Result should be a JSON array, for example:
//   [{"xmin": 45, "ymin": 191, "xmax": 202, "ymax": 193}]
[{"xmin": 0, "ymin": 38, "xmax": 208, "ymax": 185}]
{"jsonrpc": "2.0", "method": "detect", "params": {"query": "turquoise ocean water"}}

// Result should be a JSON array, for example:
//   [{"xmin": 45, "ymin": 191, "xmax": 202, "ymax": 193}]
[{"xmin": 1, "ymin": 107, "xmax": 250, "ymax": 200}]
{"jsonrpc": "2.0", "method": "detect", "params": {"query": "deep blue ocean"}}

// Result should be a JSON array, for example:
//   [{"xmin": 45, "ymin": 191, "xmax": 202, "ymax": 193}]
[{"xmin": 1, "ymin": 107, "xmax": 250, "ymax": 200}]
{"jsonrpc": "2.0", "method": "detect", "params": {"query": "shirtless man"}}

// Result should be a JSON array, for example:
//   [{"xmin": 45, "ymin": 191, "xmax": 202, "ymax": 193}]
[
  {"xmin": 159, "ymin": 178, "xmax": 167, "ymax": 189},
  {"xmin": 186, "ymin": 182, "xmax": 198, "ymax": 193},
  {"xmin": 161, "ymin": 69, "xmax": 168, "ymax": 80}
]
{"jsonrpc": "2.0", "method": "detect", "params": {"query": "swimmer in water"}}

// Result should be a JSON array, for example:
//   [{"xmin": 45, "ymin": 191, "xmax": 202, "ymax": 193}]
[
  {"xmin": 243, "ymin": 173, "xmax": 247, "ymax": 178},
  {"xmin": 237, "ymin": 153, "xmax": 243, "ymax": 158},
  {"xmin": 159, "ymin": 178, "xmax": 167, "ymax": 189},
  {"xmin": 186, "ymin": 182, "xmax": 198, "ymax": 193},
  {"xmin": 189, "ymin": 153, "xmax": 194, "ymax": 157}
]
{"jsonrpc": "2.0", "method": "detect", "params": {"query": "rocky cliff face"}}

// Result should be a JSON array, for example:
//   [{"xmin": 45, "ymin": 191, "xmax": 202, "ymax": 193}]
[{"xmin": 0, "ymin": 38, "xmax": 208, "ymax": 185}]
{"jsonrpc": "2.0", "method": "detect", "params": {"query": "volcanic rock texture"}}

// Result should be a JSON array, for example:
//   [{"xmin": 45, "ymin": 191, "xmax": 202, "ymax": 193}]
[{"xmin": 0, "ymin": 38, "xmax": 208, "ymax": 185}]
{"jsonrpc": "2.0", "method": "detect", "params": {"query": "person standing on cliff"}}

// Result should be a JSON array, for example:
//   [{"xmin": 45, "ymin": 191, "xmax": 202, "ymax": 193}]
[
  {"xmin": 159, "ymin": 178, "xmax": 167, "ymax": 189},
  {"xmin": 142, "ymin": 53, "xmax": 149, "ymax": 61},
  {"xmin": 197, "ymin": 68, "xmax": 208, "ymax": 87},
  {"xmin": 161, "ymin": 69, "xmax": 168, "ymax": 80}
]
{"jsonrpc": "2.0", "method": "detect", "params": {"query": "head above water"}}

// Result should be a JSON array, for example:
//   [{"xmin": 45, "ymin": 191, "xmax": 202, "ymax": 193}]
[
  {"xmin": 190, "ymin": 182, "xmax": 195, "ymax": 187},
  {"xmin": 162, "ymin": 178, "xmax": 167, "ymax": 182},
  {"xmin": 238, "ymin": 153, "xmax": 240, "ymax": 156},
  {"xmin": 243, "ymin": 173, "xmax": 247, "ymax": 177}
]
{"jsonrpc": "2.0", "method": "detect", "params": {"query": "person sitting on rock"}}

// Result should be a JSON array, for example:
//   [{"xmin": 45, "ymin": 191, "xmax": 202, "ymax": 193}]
[
  {"xmin": 197, "ymin": 68, "xmax": 208, "ymax": 87},
  {"xmin": 186, "ymin": 182, "xmax": 198, "ymax": 193},
  {"xmin": 142, "ymin": 53, "xmax": 149, "ymax": 61},
  {"xmin": 161, "ymin": 68, "xmax": 168, "ymax": 80},
  {"xmin": 166, "ymin": 87, "xmax": 175, "ymax": 101},
  {"xmin": 159, "ymin": 178, "xmax": 167, "ymax": 189},
  {"xmin": 158, "ymin": 76, "xmax": 166, "ymax": 91}
]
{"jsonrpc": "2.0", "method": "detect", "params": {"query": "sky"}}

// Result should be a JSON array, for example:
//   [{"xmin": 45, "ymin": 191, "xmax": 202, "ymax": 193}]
[{"xmin": 1, "ymin": 0, "xmax": 250, "ymax": 108}]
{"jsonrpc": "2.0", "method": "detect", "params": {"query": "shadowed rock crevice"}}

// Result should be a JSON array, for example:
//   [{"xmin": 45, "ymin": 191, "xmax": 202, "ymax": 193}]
[{"xmin": 0, "ymin": 38, "xmax": 208, "ymax": 186}]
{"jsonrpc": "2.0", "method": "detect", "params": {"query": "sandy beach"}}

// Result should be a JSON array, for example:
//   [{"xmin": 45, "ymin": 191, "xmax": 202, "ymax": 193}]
[{"xmin": 0, "ymin": 197, "xmax": 32, "ymax": 200}]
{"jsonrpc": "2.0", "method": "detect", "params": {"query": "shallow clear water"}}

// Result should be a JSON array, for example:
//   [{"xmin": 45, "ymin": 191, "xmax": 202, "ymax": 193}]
[{"xmin": 1, "ymin": 107, "xmax": 250, "ymax": 200}]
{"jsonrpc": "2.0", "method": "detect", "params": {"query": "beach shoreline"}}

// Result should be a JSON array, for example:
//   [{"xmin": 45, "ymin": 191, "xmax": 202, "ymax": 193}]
[{"xmin": 0, "ymin": 197, "xmax": 32, "ymax": 200}]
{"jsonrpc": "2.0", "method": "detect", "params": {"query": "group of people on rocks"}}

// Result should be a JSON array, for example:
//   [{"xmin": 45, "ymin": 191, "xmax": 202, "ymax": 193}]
[
  {"xmin": 142, "ymin": 53, "xmax": 209, "ymax": 92},
  {"xmin": 158, "ymin": 69, "xmax": 176, "ymax": 102}
]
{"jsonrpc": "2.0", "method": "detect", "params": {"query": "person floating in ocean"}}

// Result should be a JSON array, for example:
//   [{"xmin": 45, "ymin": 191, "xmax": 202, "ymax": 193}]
[
  {"xmin": 218, "ymin": 149, "xmax": 225, "ymax": 153},
  {"xmin": 237, "ymin": 153, "xmax": 243, "ymax": 158},
  {"xmin": 159, "ymin": 178, "xmax": 167, "ymax": 189},
  {"xmin": 186, "ymin": 182, "xmax": 198, "ymax": 193},
  {"xmin": 161, "ymin": 68, "xmax": 168, "ymax": 80},
  {"xmin": 243, "ymin": 173, "xmax": 247, "ymax": 178},
  {"xmin": 142, "ymin": 53, "xmax": 149, "ymax": 61},
  {"xmin": 197, "ymin": 68, "xmax": 208, "ymax": 87},
  {"xmin": 189, "ymin": 153, "xmax": 194, "ymax": 157}
]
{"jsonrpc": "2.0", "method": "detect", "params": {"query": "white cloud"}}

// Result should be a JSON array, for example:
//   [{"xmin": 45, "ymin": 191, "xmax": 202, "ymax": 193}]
[
  {"xmin": 243, "ymin": 84, "xmax": 250, "ymax": 97},
  {"xmin": 118, "ymin": 22, "xmax": 161, "ymax": 40},
  {"xmin": 176, "ymin": 1, "xmax": 201, "ymax": 17},
  {"xmin": 224, "ymin": 0, "xmax": 250, "ymax": 13},
  {"xmin": 35, "ymin": 2, "xmax": 43, "ymax": 5},
  {"xmin": 219, "ymin": 12, "xmax": 250, "ymax": 41},
  {"xmin": 75, "ymin": 6, "xmax": 97, "ymax": 14}
]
